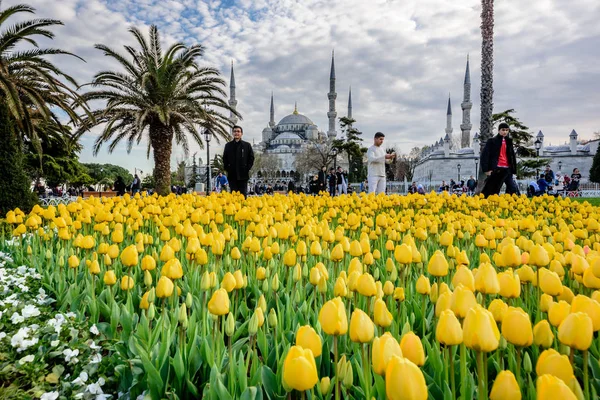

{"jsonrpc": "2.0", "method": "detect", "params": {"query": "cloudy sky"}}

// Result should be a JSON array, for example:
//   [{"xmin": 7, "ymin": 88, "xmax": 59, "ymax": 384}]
[{"xmin": 5, "ymin": 0, "xmax": 600, "ymax": 175}]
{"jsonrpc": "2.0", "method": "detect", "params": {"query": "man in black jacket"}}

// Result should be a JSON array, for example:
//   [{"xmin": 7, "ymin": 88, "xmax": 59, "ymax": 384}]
[
  {"xmin": 480, "ymin": 123, "xmax": 517, "ymax": 197},
  {"xmin": 223, "ymin": 125, "xmax": 255, "ymax": 198}
]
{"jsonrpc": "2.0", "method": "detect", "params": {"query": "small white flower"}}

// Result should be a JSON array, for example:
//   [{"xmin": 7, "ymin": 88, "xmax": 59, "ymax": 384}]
[
  {"xmin": 10, "ymin": 312, "xmax": 24, "ymax": 324},
  {"xmin": 50, "ymin": 340, "xmax": 60, "ymax": 347},
  {"xmin": 90, "ymin": 353, "xmax": 102, "ymax": 364},
  {"xmin": 18, "ymin": 354, "xmax": 35, "ymax": 364},
  {"xmin": 90, "ymin": 324, "xmax": 100, "ymax": 335},
  {"xmin": 40, "ymin": 392, "xmax": 59, "ymax": 400},
  {"xmin": 88, "ymin": 340, "xmax": 101, "ymax": 350},
  {"xmin": 87, "ymin": 381, "xmax": 103, "ymax": 394},
  {"xmin": 72, "ymin": 370, "xmax": 88, "ymax": 386},
  {"xmin": 63, "ymin": 348, "xmax": 79, "ymax": 363},
  {"xmin": 21, "ymin": 304, "xmax": 40, "ymax": 318},
  {"xmin": 0, "ymin": 332, "xmax": 6, "ymax": 340},
  {"xmin": 66, "ymin": 312, "xmax": 76, "ymax": 319}
]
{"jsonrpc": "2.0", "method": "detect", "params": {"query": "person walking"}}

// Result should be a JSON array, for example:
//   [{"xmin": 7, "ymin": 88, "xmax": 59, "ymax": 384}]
[
  {"xmin": 328, "ymin": 168, "xmax": 337, "ymax": 196},
  {"xmin": 113, "ymin": 176, "xmax": 126, "ymax": 196},
  {"xmin": 336, "ymin": 167, "xmax": 345, "ymax": 196},
  {"xmin": 318, "ymin": 166, "xmax": 327, "ymax": 193},
  {"xmin": 223, "ymin": 125, "xmax": 255, "ymax": 198},
  {"xmin": 466, "ymin": 176, "xmax": 476, "ymax": 195},
  {"xmin": 480, "ymin": 122, "xmax": 517, "ymax": 197},
  {"xmin": 131, "ymin": 174, "xmax": 141, "ymax": 194},
  {"xmin": 367, "ymin": 132, "xmax": 395, "ymax": 194}
]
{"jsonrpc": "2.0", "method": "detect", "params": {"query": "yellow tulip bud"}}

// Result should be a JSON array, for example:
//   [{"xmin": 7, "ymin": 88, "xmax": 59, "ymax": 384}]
[
  {"xmin": 489, "ymin": 370, "xmax": 521, "ymax": 400},
  {"xmin": 536, "ymin": 374, "xmax": 577, "ymax": 400},
  {"xmin": 558, "ymin": 312, "xmax": 593, "ymax": 351},
  {"xmin": 156, "ymin": 276, "xmax": 174, "ymax": 298},
  {"xmin": 463, "ymin": 305, "xmax": 500, "ymax": 352},
  {"xmin": 501, "ymin": 307, "xmax": 533, "ymax": 347},
  {"xmin": 282, "ymin": 346, "xmax": 319, "ymax": 391},
  {"xmin": 349, "ymin": 308, "xmax": 374, "ymax": 343},
  {"xmin": 428, "ymin": 250, "xmax": 449, "ymax": 277},
  {"xmin": 536, "ymin": 349, "xmax": 574, "ymax": 384},
  {"xmin": 533, "ymin": 320, "xmax": 554, "ymax": 348},
  {"xmin": 120, "ymin": 276, "xmax": 134, "ymax": 291},
  {"xmin": 319, "ymin": 297, "xmax": 348, "ymax": 336},
  {"xmin": 103, "ymin": 270, "xmax": 117, "ymax": 286},
  {"xmin": 436, "ymin": 309, "xmax": 463, "ymax": 346},
  {"xmin": 371, "ymin": 332, "xmax": 402, "ymax": 375},
  {"xmin": 208, "ymin": 288, "xmax": 230, "ymax": 316},
  {"xmin": 416, "ymin": 275, "xmax": 431, "ymax": 295},
  {"xmin": 373, "ymin": 299, "xmax": 393, "ymax": 328},
  {"xmin": 385, "ymin": 356, "xmax": 428, "ymax": 400},
  {"xmin": 296, "ymin": 325, "xmax": 322, "ymax": 357}
]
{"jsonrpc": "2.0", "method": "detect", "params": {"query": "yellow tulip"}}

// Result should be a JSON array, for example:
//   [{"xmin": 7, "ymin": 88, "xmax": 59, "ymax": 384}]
[
  {"xmin": 394, "ymin": 243, "xmax": 412, "ymax": 264},
  {"xmin": 539, "ymin": 269, "xmax": 563, "ymax": 296},
  {"xmin": 140, "ymin": 291, "xmax": 151, "ymax": 310},
  {"xmin": 558, "ymin": 312, "xmax": 593, "ymax": 351},
  {"xmin": 357, "ymin": 273, "xmax": 377, "ymax": 297},
  {"xmin": 68, "ymin": 255, "xmax": 80, "ymax": 269},
  {"xmin": 548, "ymin": 301, "xmax": 571, "ymax": 327},
  {"xmin": 230, "ymin": 246, "xmax": 242, "ymax": 260},
  {"xmin": 427, "ymin": 250, "xmax": 449, "ymax": 277},
  {"xmin": 208, "ymin": 288, "xmax": 230, "ymax": 316},
  {"xmin": 310, "ymin": 241, "xmax": 322, "ymax": 256},
  {"xmin": 309, "ymin": 267, "xmax": 321, "ymax": 286},
  {"xmin": 120, "ymin": 244, "xmax": 139, "ymax": 267},
  {"xmin": 330, "ymin": 244, "xmax": 344, "ymax": 262},
  {"xmin": 536, "ymin": 349, "xmax": 574, "ymax": 384},
  {"xmin": 334, "ymin": 277, "xmax": 348, "ymax": 297},
  {"xmin": 500, "ymin": 244, "xmax": 521, "ymax": 268},
  {"xmin": 319, "ymin": 297, "xmax": 348, "ymax": 336},
  {"xmin": 400, "ymin": 332, "xmax": 425, "ymax": 366},
  {"xmin": 394, "ymin": 287, "xmax": 405, "ymax": 302},
  {"xmin": 436, "ymin": 309, "xmax": 463, "ymax": 346},
  {"xmin": 256, "ymin": 267, "xmax": 267, "ymax": 281},
  {"xmin": 120, "ymin": 276, "xmax": 134, "ymax": 291},
  {"xmin": 533, "ymin": 320, "xmax": 554, "ymax": 348},
  {"xmin": 501, "ymin": 307, "xmax": 533, "ymax": 347},
  {"xmin": 463, "ymin": 305, "xmax": 500, "ymax": 352},
  {"xmin": 570, "ymin": 295, "xmax": 600, "ymax": 331},
  {"xmin": 416, "ymin": 275, "xmax": 431, "ymax": 295},
  {"xmin": 282, "ymin": 346, "xmax": 319, "ymax": 391},
  {"xmin": 221, "ymin": 272, "xmax": 237, "ymax": 292},
  {"xmin": 489, "ymin": 370, "xmax": 521, "ymax": 400},
  {"xmin": 283, "ymin": 249, "xmax": 297, "ymax": 267},
  {"xmin": 296, "ymin": 325, "xmax": 322, "ymax": 358},
  {"xmin": 374, "ymin": 299, "xmax": 393, "ymax": 328},
  {"xmin": 88, "ymin": 260, "xmax": 100, "ymax": 275},
  {"xmin": 537, "ymin": 374, "xmax": 577, "ymax": 400},
  {"xmin": 474, "ymin": 262, "xmax": 500, "ymax": 294},
  {"xmin": 161, "ymin": 258, "xmax": 183, "ymax": 280},
  {"xmin": 540, "ymin": 293, "xmax": 554, "ymax": 313},
  {"xmin": 103, "ymin": 270, "xmax": 117, "ymax": 286},
  {"xmin": 141, "ymin": 255, "xmax": 156, "ymax": 271},
  {"xmin": 451, "ymin": 284, "xmax": 478, "ymax": 319},
  {"xmin": 349, "ymin": 308, "xmax": 374, "ymax": 343},
  {"xmin": 372, "ymin": 332, "xmax": 402, "ymax": 375},
  {"xmin": 487, "ymin": 299, "xmax": 508, "ymax": 323},
  {"xmin": 452, "ymin": 265, "xmax": 475, "ymax": 292},
  {"xmin": 497, "ymin": 270, "xmax": 520, "ymax": 299},
  {"xmin": 156, "ymin": 276, "xmax": 174, "ymax": 298},
  {"xmin": 385, "ymin": 355, "xmax": 428, "ymax": 400}
]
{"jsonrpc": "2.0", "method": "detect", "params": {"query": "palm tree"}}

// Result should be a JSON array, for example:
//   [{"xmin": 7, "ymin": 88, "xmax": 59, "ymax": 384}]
[
  {"xmin": 0, "ymin": 3, "xmax": 88, "ymax": 212},
  {"xmin": 77, "ymin": 25, "xmax": 240, "ymax": 195},
  {"xmin": 475, "ymin": 0, "xmax": 495, "ymax": 194},
  {"xmin": 480, "ymin": 0, "xmax": 495, "ymax": 143}
]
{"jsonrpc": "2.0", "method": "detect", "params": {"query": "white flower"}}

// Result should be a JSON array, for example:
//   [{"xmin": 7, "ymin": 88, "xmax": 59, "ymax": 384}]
[
  {"xmin": 66, "ymin": 312, "xmax": 76, "ymax": 319},
  {"xmin": 50, "ymin": 340, "xmax": 60, "ymax": 347},
  {"xmin": 21, "ymin": 304, "xmax": 40, "ymax": 318},
  {"xmin": 72, "ymin": 370, "xmax": 88, "ymax": 386},
  {"xmin": 90, "ymin": 324, "xmax": 100, "ymax": 335},
  {"xmin": 0, "ymin": 332, "xmax": 6, "ymax": 340},
  {"xmin": 40, "ymin": 392, "xmax": 59, "ymax": 400},
  {"xmin": 87, "ymin": 381, "xmax": 104, "ymax": 394},
  {"xmin": 10, "ymin": 312, "xmax": 24, "ymax": 324},
  {"xmin": 90, "ymin": 353, "xmax": 102, "ymax": 364},
  {"xmin": 88, "ymin": 340, "xmax": 101, "ymax": 350},
  {"xmin": 18, "ymin": 354, "xmax": 35, "ymax": 364},
  {"xmin": 63, "ymin": 348, "xmax": 80, "ymax": 363}
]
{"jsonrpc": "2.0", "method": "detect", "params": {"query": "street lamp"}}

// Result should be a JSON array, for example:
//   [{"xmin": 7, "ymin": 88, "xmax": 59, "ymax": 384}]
[
  {"xmin": 474, "ymin": 159, "xmax": 479, "ymax": 181},
  {"xmin": 331, "ymin": 147, "xmax": 338, "ymax": 172},
  {"xmin": 534, "ymin": 138, "xmax": 542, "ymax": 157},
  {"xmin": 558, "ymin": 160, "xmax": 562, "ymax": 171},
  {"xmin": 203, "ymin": 130, "xmax": 212, "ymax": 194},
  {"xmin": 457, "ymin": 163, "xmax": 461, "ymax": 181}
]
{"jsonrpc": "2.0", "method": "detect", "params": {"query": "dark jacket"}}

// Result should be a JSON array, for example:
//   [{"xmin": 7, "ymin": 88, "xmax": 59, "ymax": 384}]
[
  {"xmin": 223, "ymin": 139, "xmax": 255, "ymax": 180},
  {"xmin": 318, "ymin": 170, "xmax": 327, "ymax": 190},
  {"xmin": 480, "ymin": 134, "xmax": 517, "ymax": 175}
]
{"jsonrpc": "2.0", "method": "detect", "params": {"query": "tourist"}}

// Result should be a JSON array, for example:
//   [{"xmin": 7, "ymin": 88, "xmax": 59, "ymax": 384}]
[
  {"xmin": 569, "ymin": 168, "xmax": 582, "ymax": 190},
  {"xmin": 342, "ymin": 169, "xmax": 348, "ymax": 194},
  {"xmin": 287, "ymin": 180, "xmax": 295, "ymax": 193},
  {"xmin": 336, "ymin": 166, "xmax": 346, "ymax": 195},
  {"xmin": 113, "ymin": 176, "xmax": 126, "ymax": 196},
  {"xmin": 309, "ymin": 175, "xmax": 320, "ymax": 195},
  {"xmin": 480, "ymin": 122, "xmax": 517, "ymax": 197},
  {"xmin": 223, "ymin": 125, "xmax": 255, "ymax": 198},
  {"xmin": 417, "ymin": 184, "xmax": 426, "ymax": 194},
  {"xmin": 408, "ymin": 182, "xmax": 418, "ymax": 194},
  {"xmin": 438, "ymin": 181, "xmax": 449, "ymax": 192},
  {"xmin": 215, "ymin": 172, "xmax": 229, "ymax": 193},
  {"xmin": 367, "ymin": 132, "xmax": 395, "ymax": 194},
  {"xmin": 527, "ymin": 179, "xmax": 542, "ymax": 197},
  {"xmin": 466, "ymin": 176, "xmax": 476, "ymax": 195},
  {"xmin": 543, "ymin": 165, "xmax": 555, "ymax": 185},
  {"xmin": 318, "ymin": 166, "xmax": 327, "ymax": 193},
  {"xmin": 328, "ymin": 168, "xmax": 337, "ymax": 196},
  {"xmin": 360, "ymin": 180, "xmax": 368, "ymax": 193},
  {"xmin": 537, "ymin": 174, "xmax": 549, "ymax": 194},
  {"xmin": 131, "ymin": 174, "xmax": 141, "ymax": 194}
]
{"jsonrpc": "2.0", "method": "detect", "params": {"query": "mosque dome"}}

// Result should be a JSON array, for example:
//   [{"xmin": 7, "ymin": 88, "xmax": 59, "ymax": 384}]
[{"xmin": 277, "ymin": 113, "xmax": 314, "ymax": 126}]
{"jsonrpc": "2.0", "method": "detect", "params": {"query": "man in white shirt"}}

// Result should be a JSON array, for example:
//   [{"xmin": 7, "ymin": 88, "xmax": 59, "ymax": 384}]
[{"xmin": 367, "ymin": 132, "xmax": 395, "ymax": 194}]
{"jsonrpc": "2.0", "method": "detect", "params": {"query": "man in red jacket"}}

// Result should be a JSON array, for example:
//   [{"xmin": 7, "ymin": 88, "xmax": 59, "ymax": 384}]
[{"xmin": 480, "ymin": 123, "xmax": 517, "ymax": 197}]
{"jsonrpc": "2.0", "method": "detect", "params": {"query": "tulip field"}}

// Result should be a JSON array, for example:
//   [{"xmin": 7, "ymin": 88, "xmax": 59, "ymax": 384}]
[{"xmin": 3, "ymin": 192, "xmax": 600, "ymax": 399}]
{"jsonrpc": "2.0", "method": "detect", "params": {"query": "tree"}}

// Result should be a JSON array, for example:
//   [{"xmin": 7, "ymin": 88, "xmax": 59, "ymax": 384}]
[
  {"xmin": 590, "ymin": 149, "xmax": 600, "ymax": 184},
  {"xmin": 294, "ymin": 139, "xmax": 339, "ymax": 178},
  {"xmin": 252, "ymin": 153, "xmax": 282, "ymax": 180},
  {"xmin": 83, "ymin": 163, "xmax": 133, "ymax": 187},
  {"xmin": 76, "ymin": 25, "xmax": 240, "ymax": 196},
  {"xmin": 593, "ymin": 130, "xmax": 600, "ymax": 140},
  {"xmin": 385, "ymin": 147, "xmax": 398, "ymax": 181},
  {"xmin": 0, "ymin": 4, "xmax": 88, "ymax": 212},
  {"xmin": 188, "ymin": 153, "xmax": 198, "ymax": 188},
  {"xmin": 395, "ymin": 146, "xmax": 422, "ymax": 181},
  {"xmin": 492, "ymin": 109, "xmax": 534, "ymax": 157},
  {"xmin": 211, "ymin": 154, "xmax": 225, "ymax": 174},
  {"xmin": 337, "ymin": 116, "xmax": 367, "ymax": 182},
  {"xmin": 517, "ymin": 158, "xmax": 550, "ymax": 179}
]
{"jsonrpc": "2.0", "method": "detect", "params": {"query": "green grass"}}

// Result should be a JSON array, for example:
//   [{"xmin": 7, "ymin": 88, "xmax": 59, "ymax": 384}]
[{"xmin": 569, "ymin": 197, "xmax": 600, "ymax": 207}]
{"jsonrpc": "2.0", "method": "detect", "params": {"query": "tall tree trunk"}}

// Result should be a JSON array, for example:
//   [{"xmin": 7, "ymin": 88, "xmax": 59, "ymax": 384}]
[
  {"xmin": 476, "ymin": 0, "xmax": 495, "ymax": 194},
  {"xmin": 150, "ymin": 123, "xmax": 173, "ymax": 196}
]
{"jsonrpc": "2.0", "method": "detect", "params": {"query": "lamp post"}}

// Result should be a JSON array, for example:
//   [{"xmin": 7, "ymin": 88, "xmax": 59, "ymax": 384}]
[
  {"xmin": 457, "ymin": 163, "xmax": 461, "ymax": 181},
  {"xmin": 331, "ymin": 147, "xmax": 338, "ymax": 172},
  {"xmin": 534, "ymin": 138, "xmax": 542, "ymax": 157},
  {"xmin": 203, "ymin": 130, "xmax": 212, "ymax": 194},
  {"xmin": 474, "ymin": 159, "xmax": 479, "ymax": 181}
]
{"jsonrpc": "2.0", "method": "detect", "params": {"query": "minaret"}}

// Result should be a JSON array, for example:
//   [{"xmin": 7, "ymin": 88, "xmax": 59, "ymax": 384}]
[
  {"xmin": 445, "ymin": 94, "xmax": 453, "ymax": 144},
  {"xmin": 269, "ymin": 92, "xmax": 275, "ymax": 128},
  {"xmin": 327, "ymin": 51, "xmax": 337, "ymax": 139},
  {"xmin": 460, "ymin": 55, "xmax": 473, "ymax": 148},
  {"xmin": 347, "ymin": 87, "xmax": 352, "ymax": 120},
  {"xmin": 228, "ymin": 61, "xmax": 238, "ymax": 129}
]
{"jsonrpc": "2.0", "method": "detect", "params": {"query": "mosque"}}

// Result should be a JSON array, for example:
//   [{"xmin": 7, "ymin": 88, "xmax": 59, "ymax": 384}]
[{"xmin": 227, "ymin": 53, "xmax": 350, "ymax": 181}]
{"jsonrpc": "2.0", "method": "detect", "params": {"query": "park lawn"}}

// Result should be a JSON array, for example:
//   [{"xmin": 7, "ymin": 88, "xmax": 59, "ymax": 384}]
[{"xmin": 570, "ymin": 197, "xmax": 600, "ymax": 207}]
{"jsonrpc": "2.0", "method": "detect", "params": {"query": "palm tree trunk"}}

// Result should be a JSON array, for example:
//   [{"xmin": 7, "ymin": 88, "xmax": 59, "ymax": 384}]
[
  {"xmin": 150, "ymin": 124, "xmax": 173, "ymax": 196},
  {"xmin": 476, "ymin": 0, "xmax": 495, "ymax": 194}
]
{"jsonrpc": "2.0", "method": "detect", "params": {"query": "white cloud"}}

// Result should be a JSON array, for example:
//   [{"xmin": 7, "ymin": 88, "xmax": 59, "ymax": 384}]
[{"xmin": 4, "ymin": 0, "xmax": 599, "ymax": 174}]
